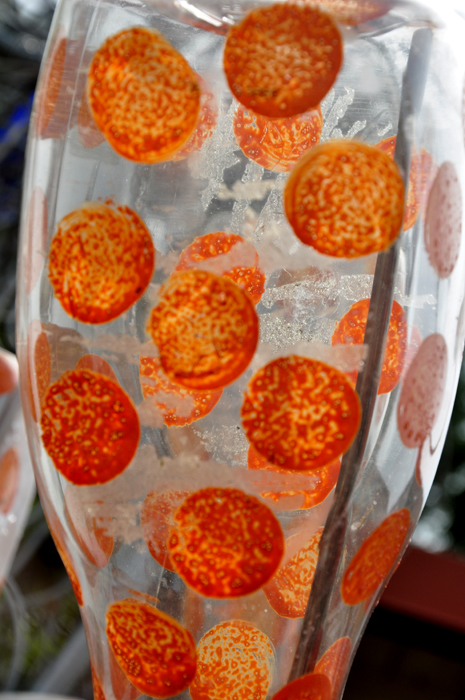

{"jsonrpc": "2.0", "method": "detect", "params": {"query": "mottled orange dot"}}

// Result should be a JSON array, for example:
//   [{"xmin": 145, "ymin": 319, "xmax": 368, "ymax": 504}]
[
  {"xmin": 141, "ymin": 491, "xmax": 190, "ymax": 572},
  {"xmin": 27, "ymin": 321, "xmax": 51, "ymax": 423},
  {"xmin": 65, "ymin": 486, "xmax": 114, "ymax": 568},
  {"xmin": 314, "ymin": 0, "xmax": 389, "ymax": 25},
  {"xmin": 224, "ymin": 4, "xmax": 342, "ymax": 118},
  {"xmin": 109, "ymin": 643, "xmax": 141, "ymax": 700},
  {"xmin": 148, "ymin": 270, "xmax": 259, "ymax": 391},
  {"xmin": 424, "ymin": 161, "xmax": 462, "ymax": 278},
  {"xmin": 341, "ymin": 509, "xmax": 410, "ymax": 606},
  {"xmin": 271, "ymin": 673, "xmax": 331, "ymax": 700},
  {"xmin": 233, "ymin": 104, "xmax": 323, "ymax": 172},
  {"xmin": 263, "ymin": 527, "xmax": 324, "ymax": 618},
  {"xmin": 242, "ymin": 356, "xmax": 361, "ymax": 472},
  {"xmin": 331, "ymin": 299, "xmax": 407, "ymax": 394},
  {"xmin": 284, "ymin": 140, "xmax": 405, "ymax": 258},
  {"xmin": 168, "ymin": 487, "xmax": 284, "ymax": 598},
  {"xmin": 190, "ymin": 620, "xmax": 275, "ymax": 700},
  {"xmin": 248, "ymin": 446, "xmax": 340, "ymax": 512},
  {"xmin": 41, "ymin": 369, "xmax": 140, "ymax": 486},
  {"xmin": 175, "ymin": 232, "xmax": 265, "ymax": 304},
  {"xmin": 48, "ymin": 202, "xmax": 155, "ymax": 325},
  {"xmin": 0, "ymin": 349, "xmax": 18, "ymax": 395},
  {"xmin": 315, "ymin": 637, "xmax": 352, "ymax": 700},
  {"xmin": 75, "ymin": 354, "xmax": 118, "ymax": 383},
  {"xmin": 88, "ymin": 27, "xmax": 200, "ymax": 163},
  {"xmin": 36, "ymin": 34, "xmax": 66, "ymax": 137},
  {"xmin": 91, "ymin": 668, "xmax": 106, "ymax": 700},
  {"xmin": 139, "ymin": 357, "xmax": 222, "ymax": 427},
  {"xmin": 106, "ymin": 598, "xmax": 196, "ymax": 698},
  {"xmin": 0, "ymin": 447, "xmax": 19, "ymax": 514},
  {"xmin": 171, "ymin": 75, "xmax": 217, "ymax": 160}
]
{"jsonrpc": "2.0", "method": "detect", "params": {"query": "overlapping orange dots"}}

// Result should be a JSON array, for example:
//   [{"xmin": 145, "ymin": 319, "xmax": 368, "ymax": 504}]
[
  {"xmin": 315, "ymin": 637, "xmax": 352, "ymax": 700},
  {"xmin": 0, "ymin": 448, "xmax": 19, "ymax": 514},
  {"xmin": 341, "ymin": 509, "xmax": 410, "ymax": 605},
  {"xmin": 48, "ymin": 202, "xmax": 155, "ymax": 325},
  {"xmin": 316, "ymin": 0, "xmax": 389, "ymax": 25},
  {"xmin": 241, "ymin": 356, "xmax": 361, "ymax": 472},
  {"xmin": 424, "ymin": 161, "xmax": 462, "ymax": 278},
  {"xmin": 65, "ymin": 487, "xmax": 114, "ymax": 568},
  {"xmin": 106, "ymin": 598, "xmax": 196, "ymax": 698},
  {"xmin": 175, "ymin": 232, "xmax": 265, "ymax": 304},
  {"xmin": 171, "ymin": 75, "xmax": 217, "ymax": 160},
  {"xmin": 148, "ymin": 270, "xmax": 259, "ymax": 391},
  {"xmin": 190, "ymin": 620, "xmax": 275, "ymax": 700},
  {"xmin": 248, "ymin": 446, "xmax": 340, "ymax": 511},
  {"xmin": 263, "ymin": 527, "xmax": 324, "ymax": 618},
  {"xmin": 139, "ymin": 357, "xmax": 222, "ymax": 427},
  {"xmin": 284, "ymin": 140, "xmax": 405, "ymax": 258},
  {"xmin": 331, "ymin": 299, "xmax": 407, "ymax": 394},
  {"xmin": 88, "ymin": 27, "xmax": 200, "ymax": 163},
  {"xmin": 233, "ymin": 104, "xmax": 323, "ymax": 172},
  {"xmin": 168, "ymin": 487, "xmax": 284, "ymax": 598},
  {"xmin": 41, "ymin": 369, "xmax": 140, "ymax": 486},
  {"xmin": 75, "ymin": 353, "xmax": 118, "ymax": 382},
  {"xmin": 36, "ymin": 34, "xmax": 66, "ymax": 137},
  {"xmin": 271, "ymin": 673, "xmax": 331, "ymax": 700},
  {"xmin": 376, "ymin": 136, "xmax": 435, "ymax": 231},
  {"xmin": 141, "ymin": 491, "xmax": 189, "ymax": 572},
  {"xmin": 224, "ymin": 4, "xmax": 342, "ymax": 118},
  {"xmin": 27, "ymin": 322, "xmax": 51, "ymax": 423},
  {"xmin": 397, "ymin": 334, "xmax": 447, "ymax": 449}
]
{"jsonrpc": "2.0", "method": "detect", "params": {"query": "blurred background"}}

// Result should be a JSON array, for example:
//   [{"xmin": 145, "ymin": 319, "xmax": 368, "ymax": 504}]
[{"xmin": 1, "ymin": 0, "xmax": 465, "ymax": 697}]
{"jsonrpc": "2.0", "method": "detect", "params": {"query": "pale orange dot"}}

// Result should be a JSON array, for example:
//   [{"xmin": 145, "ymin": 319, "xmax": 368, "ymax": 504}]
[
  {"xmin": 26, "ymin": 321, "xmax": 51, "ymax": 423},
  {"xmin": 0, "ymin": 349, "xmax": 18, "ymax": 395},
  {"xmin": 75, "ymin": 354, "xmax": 118, "ymax": 383},
  {"xmin": 0, "ymin": 447, "xmax": 19, "ymax": 514},
  {"xmin": 78, "ymin": 91, "xmax": 105, "ymax": 149},
  {"xmin": 171, "ymin": 74, "xmax": 217, "ymax": 160},
  {"xmin": 36, "ymin": 33, "xmax": 67, "ymax": 137},
  {"xmin": 64, "ymin": 486, "xmax": 114, "ymax": 568},
  {"xmin": 141, "ymin": 490, "xmax": 190, "ymax": 572},
  {"xmin": 315, "ymin": 637, "xmax": 352, "ymax": 700},
  {"xmin": 24, "ymin": 186, "xmax": 48, "ymax": 295}
]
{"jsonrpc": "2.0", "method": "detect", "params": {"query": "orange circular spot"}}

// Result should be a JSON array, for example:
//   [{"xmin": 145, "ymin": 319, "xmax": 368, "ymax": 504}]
[
  {"xmin": 271, "ymin": 673, "xmax": 331, "ymax": 700},
  {"xmin": 88, "ymin": 27, "xmax": 200, "ymax": 163},
  {"xmin": 141, "ymin": 491, "xmax": 190, "ymax": 572},
  {"xmin": 284, "ymin": 140, "xmax": 405, "ymax": 258},
  {"xmin": 263, "ymin": 527, "xmax": 323, "ymax": 618},
  {"xmin": 148, "ymin": 270, "xmax": 259, "ymax": 391},
  {"xmin": 341, "ymin": 509, "xmax": 410, "ymax": 606},
  {"xmin": 241, "ymin": 356, "xmax": 361, "ymax": 471},
  {"xmin": 27, "ymin": 322, "xmax": 51, "ymax": 423},
  {"xmin": 190, "ymin": 620, "xmax": 275, "ymax": 700},
  {"xmin": 139, "ymin": 357, "xmax": 222, "ymax": 427},
  {"xmin": 168, "ymin": 487, "xmax": 284, "ymax": 598},
  {"xmin": 315, "ymin": 637, "xmax": 351, "ymax": 700},
  {"xmin": 48, "ymin": 202, "xmax": 155, "ymax": 325},
  {"xmin": 331, "ymin": 299, "xmax": 407, "ymax": 395},
  {"xmin": 78, "ymin": 91, "xmax": 105, "ymax": 149},
  {"xmin": 91, "ymin": 668, "xmax": 106, "ymax": 700},
  {"xmin": 36, "ymin": 34, "xmax": 66, "ymax": 137},
  {"xmin": 0, "ymin": 349, "xmax": 18, "ymax": 395},
  {"xmin": 248, "ymin": 446, "xmax": 340, "ymax": 512},
  {"xmin": 233, "ymin": 104, "xmax": 323, "ymax": 172},
  {"xmin": 224, "ymin": 4, "xmax": 342, "ymax": 118},
  {"xmin": 0, "ymin": 447, "xmax": 19, "ymax": 514},
  {"xmin": 315, "ymin": 0, "xmax": 388, "ymax": 25},
  {"xmin": 397, "ymin": 334, "xmax": 447, "ymax": 449},
  {"xmin": 65, "ymin": 487, "xmax": 114, "ymax": 568},
  {"xmin": 75, "ymin": 354, "xmax": 118, "ymax": 383},
  {"xmin": 175, "ymin": 232, "xmax": 265, "ymax": 304},
  {"xmin": 106, "ymin": 598, "xmax": 196, "ymax": 698},
  {"xmin": 171, "ymin": 75, "xmax": 217, "ymax": 160},
  {"xmin": 40, "ymin": 369, "xmax": 140, "ymax": 486},
  {"xmin": 424, "ymin": 161, "xmax": 462, "ymax": 278},
  {"xmin": 376, "ymin": 136, "xmax": 435, "ymax": 232},
  {"xmin": 25, "ymin": 186, "xmax": 48, "ymax": 295},
  {"xmin": 109, "ymin": 644, "xmax": 141, "ymax": 700}
]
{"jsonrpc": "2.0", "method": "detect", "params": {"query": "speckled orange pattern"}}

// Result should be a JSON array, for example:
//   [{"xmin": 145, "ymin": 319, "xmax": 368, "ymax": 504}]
[
  {"xmin": 141, "ymin": 491, "xmax": 190, "ymax": 572},
  {"xmin": 106, "ymin": 598, "xmax": 196, "ymax": 698},
  {"xmin": 41, "ymin": 369, "xmax": 140, "ymax": 486},
  {"xmin": 75, "ymin": 354, "xmax": 118, "ymax": 383},
  {"xmin": 271, "ymin": 673, "xmax": 331, "ymax": 700},
  {"xmin": 88, "ymin": 27, "xmax": 200, "ymax": 162},
  {"xmin": 171, "ymin": 75, "xmax": 217, "ymax": 160},
  {"xmin": 242, "ymin": 356, "xmax": 361, "ymax": 471},
  {"xmin": 91, "ymin": 668, "xmax": 106, "ymax": 700},
  {"xmin": 315, "ymin": 0, "xmax": 389, "ymax": 25},
  {"xmin": 284, "ymin": 140, "xmax": 405, "ymax": 258},
  {"xmin": 148, "ymin": 270, "xmax": 259, "ymax": 390},
  {"xmin": 168, "ymin": 487, "xmax": 284, "ymax": 598},
  {"xmin": 224, "ymin": 4, "xmax": 342, "ymax": 118},
  {"xmin": 424, "ymin": 161, "xmax": 462, "ymax": 278},
  {"xmin": 190, "ymin": 620, "xmax": 274, "ymax": 700}
]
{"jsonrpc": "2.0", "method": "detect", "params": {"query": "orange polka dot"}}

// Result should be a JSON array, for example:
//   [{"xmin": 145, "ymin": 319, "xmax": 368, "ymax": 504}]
[
  {"xmin": 263, "ymin": 527, "xmax": 324, "ymax": 618},
  {"xmin": 314, "ymin": 0, "xmax": 389, "ymax": 25},
  {"xmin": 271, "ymin": 673, "xmax": 331, "ymax": 700},
  {"xmin": 284, "ymin": 140, "xmax": 405, "ymax": 258},
  {"xmin": 168, "ymin": 487, "xmax": 284, "ymax": 598},
  {"xmin": 109, "ymin": 644, "xmax": 141, "ymax": 700},
  {"xmin": 36, "ymin": 34, "xmax": 66, "ymax": 137},
  {"xmin": 233, "ymin": 104, "xmax": 323, "ymax": 172},
  {"xmin": 424, "ymin": 161, "xmax": 462, "ymax": 278},
  {"xmin": 88, "ymin": 27, "xmax": 200, "ymax": 163},
  {"xmin": 139, "ymin": 357, "xmax": 222, "ymax": 427},
  {"xmin": 91, "ymin": 668, "xmax": 106, "ymax": 700},
  {"xmin": 24, "ymin": 186, "xmax": 48, "ymax": 295},
  {"xmin": 190, "ymin": 620, "xmax": 275, "ymax": 700},
  {"xmin": 241, "ymin": 356, "xmax": 361, "ymax": 471},
  {"xmin": 171, "ymin": 75, "xmax": 217, "ymax": 160},
  {"xmin": 41, "ymin": 369, "xmax": 140, "ymax": 486},
  {"xmin": 65, "ymin": 486, "xmax": 114, "ymax": 568},
  {"xmin": 106, "ymin": 598, "xmax": 196, "ymax": 698},
  {"xmin": 0, "ymin": 447, "xmax": 19, "ymax": 514},
  {"xmin": 141, "ymin": 491, "xmax": 190, "ymax": 572},
  {"xmin": 148, "ymin": 270, "xmax": 259, "ymax": 391},
  {"xmin": 75, "ymin": 354, "xmax": 118, "ymax": 383},
  {"xmin": 224, "ymin": 4, "xmax": 342, "ymax": 118},
  {"xmin": 48, "ymin": 202, "xmax": 155, "ymax": 325},
  {"xmin": 331, "ymin": 299, "xmax": 407, "ymax": 394},
  {"xmin": 175, "ymin": 232, "xmax": 265, "ymax": 304},
  {"xmin": 315, "ymin": 637, "xmax": 352, "ymax": 700},
  {"xmin": 341, "ymin": 509, "xmax": 410, "ymax": 606},
  {"xmin": 0, "ymin": 349, "xmax": 18, "ymax": 395},
  {"xmin": 27, "ymin": 322, "xmax": 51, "ymax": 423}
]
